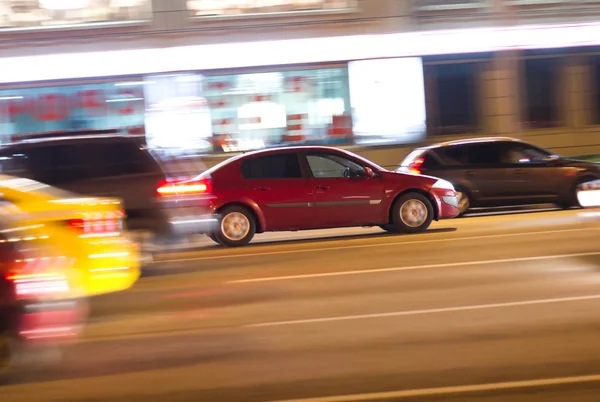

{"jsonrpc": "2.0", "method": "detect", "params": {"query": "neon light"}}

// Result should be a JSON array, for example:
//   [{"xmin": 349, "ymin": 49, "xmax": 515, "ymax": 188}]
[{"xmin": 2, "ymin": 21, "xmax": 600, "ymax": 84}]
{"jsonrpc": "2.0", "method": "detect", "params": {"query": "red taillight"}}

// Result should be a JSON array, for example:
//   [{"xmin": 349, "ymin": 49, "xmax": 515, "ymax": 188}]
[
  {"xmin": 67, "ymin": 211, "xmax": 124, "ymax": 235},
  {"xmin": 5, "ymin": 258, "xmax": 70, "ymax": 298},
  {"xmin": 409, "ymin": 157, "xmax": 425, "ymax": 174},
  {"xmin": 157, "ymin": 178, "xmax": 212, "ymax": 196}
]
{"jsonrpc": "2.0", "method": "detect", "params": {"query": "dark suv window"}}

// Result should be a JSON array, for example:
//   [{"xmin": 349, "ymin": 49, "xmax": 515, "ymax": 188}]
[
  {"xmin": 92, "ymin": 140, "xmax": 157, "ymax": 177},
  {"xmin": 19, "ymin": 144, "xmax": 94, "ymax": 185},
  {"xmin": 241, "ymin": 153, "xmax": 302, "ymax": 179},
  {"xmin": 0, "ymin": 138, "xmax": 161, "ymax": 185}
]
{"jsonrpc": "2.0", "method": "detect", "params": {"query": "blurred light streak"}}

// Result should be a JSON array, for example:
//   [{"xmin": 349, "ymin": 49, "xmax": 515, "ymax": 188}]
[{"xmin": 3, "ymin": 21, "xmax": 600, "ymax": 83}]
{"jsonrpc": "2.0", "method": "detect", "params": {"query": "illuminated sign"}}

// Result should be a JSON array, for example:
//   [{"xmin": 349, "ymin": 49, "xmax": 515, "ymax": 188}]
[
  {"xmin": 187, "ymin": 0, "xmax": 358, "ymax": 17},
  {"xmin": 0, "ymin": 88, "xmax": 144, "ymax": 122},
  {"xmin": 0, "ymin": 0, "xmax": 152, "ymax": 31}
]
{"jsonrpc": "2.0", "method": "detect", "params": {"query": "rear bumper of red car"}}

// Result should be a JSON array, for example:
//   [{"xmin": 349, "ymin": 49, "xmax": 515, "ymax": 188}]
[{"xmin": 429, "ymin": 188, "xmax": 460, "ymax": 219}]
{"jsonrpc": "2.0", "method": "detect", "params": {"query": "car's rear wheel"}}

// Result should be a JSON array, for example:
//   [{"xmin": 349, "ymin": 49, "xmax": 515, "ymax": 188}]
[
  {"xmin": 215, "ymin": 205, "xmax": 256, "ymax": 247},
  {"xmin": 392, "ymin": 193, "xmax": 434, "ymax": 234}
]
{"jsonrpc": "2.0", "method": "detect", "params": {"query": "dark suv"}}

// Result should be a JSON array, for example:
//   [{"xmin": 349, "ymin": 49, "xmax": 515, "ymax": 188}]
[
  {"xmin": 0, "ymin": 133, "xmax": 212, "ymax": 258},
  {"xmin": 398, "ymin": 137, "xmax": 600, "ymax": 215}
]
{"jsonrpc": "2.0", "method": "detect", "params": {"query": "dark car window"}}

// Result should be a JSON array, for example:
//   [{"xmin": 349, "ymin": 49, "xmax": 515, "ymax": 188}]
[
  {"xmin": 420, "ymin": 152, "xmax": 441, "ymax": 169},
  {"xmin": 440, "ymin": 145, "xmax": 470, "ymax": 165},
  {"xmin": 466, "ymin": 143, "xmax": 502, "ymax": 165},
  {"xmin": 92, "ymin": 140, "xmax": 158, "ymax": 178},
  {"xmin": 0, "ymin": 153, "xmax": 29, "ymax": 177},
  {"xmin": 18, "ymin": 144, "xmax": 95, "ymax": 185},
  {"xmin": 500, "ymin": 142, "xmax": 552, "ymax": 164},
  {"xmin": 306, "ymin": 153, "xmax": 365, "ymax": 178},
  {"xmin": 241, "ymin": 153, "xmax": 302, "ymax": 179}
]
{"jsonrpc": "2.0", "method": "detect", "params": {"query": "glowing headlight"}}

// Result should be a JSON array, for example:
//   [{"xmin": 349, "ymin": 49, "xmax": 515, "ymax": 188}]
[
  {"xmin": 577, "ymin": 190, "xmax": 600, "ymax": 207},
  {"xmin": 431, "ymin": 179, "xmax": 455, "ymax": 191}
]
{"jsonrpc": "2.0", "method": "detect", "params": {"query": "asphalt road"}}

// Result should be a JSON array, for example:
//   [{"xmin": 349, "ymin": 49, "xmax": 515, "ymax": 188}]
[{"xmin": 4, "ymin": 207, "xmax": 600, "ymax": 401}]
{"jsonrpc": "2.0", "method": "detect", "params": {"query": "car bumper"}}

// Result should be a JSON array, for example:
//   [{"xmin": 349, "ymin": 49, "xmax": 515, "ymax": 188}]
[
  {"xmin": 430, "ymin": 188, "xmax": 460, "ymax": 219},
  {"xmin": 76, "ymin": 235, "xmax": 141, "ymax": 297},
  {"xmin": 159, "ymin": 196, "xmax": 218, "ymax": 236}
]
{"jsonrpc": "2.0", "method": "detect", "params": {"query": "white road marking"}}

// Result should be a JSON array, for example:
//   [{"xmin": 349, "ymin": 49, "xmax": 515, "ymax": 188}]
[
  {"xmin": 159, "ymin": 227, "xmax": 596, "ymax": 263},
  {"xmin": 248, "ymin": 294, "xmax": 600, "ymax": 328},
  {"xmin": 269, "ymin": 374, "xmax": 600, "ymax": 402},
  {"xmin": 230, "ymin": 251, "xmax": 600, "ymax": 284}
]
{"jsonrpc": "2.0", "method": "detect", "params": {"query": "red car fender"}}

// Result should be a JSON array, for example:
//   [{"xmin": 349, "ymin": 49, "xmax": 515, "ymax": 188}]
[
  {"xmin": 208, "ymin": 196, "xmax": 267, "ymax": 232},
  {"xmin": 383, "ymin": 172, "xmax": 440, "ymax": 221}
]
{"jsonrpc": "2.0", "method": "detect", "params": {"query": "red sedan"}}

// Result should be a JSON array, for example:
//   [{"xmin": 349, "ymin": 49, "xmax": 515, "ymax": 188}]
[{"xmin": 157, "ymin": 146, "xmax": 460, "ymax": 247}]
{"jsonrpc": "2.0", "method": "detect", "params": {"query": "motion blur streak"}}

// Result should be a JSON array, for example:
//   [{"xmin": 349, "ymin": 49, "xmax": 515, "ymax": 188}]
[
  {"xmin": 247, "ymin": 294, "xmax": 600, "ymax": 327},
  {"xmin": 4, "ymin": 208, "xmax": 600, "ymax": 402},
  {"xmin": 269, "ymin": 374, "xmax": 600, "ymax": 402},
  {"xmin": 230, "ymin": 251, "xmax": 600, "ymax": 283},
  {"xmin": 157, "ymin": 226, "xmax": 599, "ymax": 263}
]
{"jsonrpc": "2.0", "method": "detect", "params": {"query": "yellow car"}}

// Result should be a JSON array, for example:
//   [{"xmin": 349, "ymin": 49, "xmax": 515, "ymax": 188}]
[{"xmin": 0, "ymin": 175, "xmax": 140, "ymax": 297}]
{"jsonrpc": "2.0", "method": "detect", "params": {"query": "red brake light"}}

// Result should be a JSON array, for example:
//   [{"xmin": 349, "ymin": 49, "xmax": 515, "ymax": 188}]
[
  {"xmin": 67, "ymin": 211, "xmax": 124, "ymax": 235},
  {"xmin": 409, "ymin": 157, "xmax": 425, "ymax": 174},
  {"xmin": 157, "ymin": 178, "xmax": 212, "ymax": 196}
]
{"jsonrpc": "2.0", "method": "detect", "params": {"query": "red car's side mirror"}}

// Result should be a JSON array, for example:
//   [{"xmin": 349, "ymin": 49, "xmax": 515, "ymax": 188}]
[{"xmin": 364, "ymin": 167, "xmax": 376, "ymax": 178}]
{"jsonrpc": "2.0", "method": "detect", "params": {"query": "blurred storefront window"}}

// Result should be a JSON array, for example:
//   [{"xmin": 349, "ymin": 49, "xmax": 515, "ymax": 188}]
[
  {"xmin": 0, "ymin": 81, "xmax": 146, "ymax": 143},
  {"xmin": 187, "ymin": 0, "xmax": 358, "ymax": 17},
  {"xmin": 0, "ymin": 0, "xmax": 152, "ymax": 30},
  {"xmin": 203, "ymin": 67, "xmax": 352, "ymax": 152},
  {"xmin": 0, "ymin": 67, "xmax": 352, "ymax": 153}
]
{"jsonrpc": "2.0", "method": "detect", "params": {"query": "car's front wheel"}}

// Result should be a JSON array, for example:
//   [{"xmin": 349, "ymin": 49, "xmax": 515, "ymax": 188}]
[
  {"xmin": 455, "ymin": 188, "xmax": 471, "ymax": 217},
  {"xmin": 391, "ymin": 193, "xmax": 434, "ymax": 234},
  {"xmin": 558, "ymin": 176, "xmax": 597, "ymax": 209},
  {"xmin": 214, "ymin": 205, "xmax": 256, "ymax": 247},
  {"xmin": 206, "ymin": 233, "xmax": 222, "ymax": 245}
]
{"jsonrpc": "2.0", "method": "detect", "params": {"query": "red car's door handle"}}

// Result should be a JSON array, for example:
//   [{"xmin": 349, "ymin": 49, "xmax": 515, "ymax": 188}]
[
  {"xmin": 315, "ymin": 185, "xmax": 330, "ymax": 192},
  {"xmin": 255, "ymin": 186, "xmax": 271, "ymax": 192}
]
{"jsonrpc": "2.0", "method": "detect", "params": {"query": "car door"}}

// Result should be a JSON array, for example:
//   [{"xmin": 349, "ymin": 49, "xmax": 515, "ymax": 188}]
[
  {"xmin": 443, "ymin": 143, "xmax": 513, "ymax": 204},
  {"xmin": 303, "ymin": 151, "xmax": 385, "ymax": 227},
  {"xmin": 81, "ymin": 139, "xmax": 165, "ymax": 213},
  {"xmin": 498, "ymin": 141, "xmax": 568, "ymax": 200},
  {"xmin": 240, "ymin": 152, "xmax": 314, "ymax": 231}
]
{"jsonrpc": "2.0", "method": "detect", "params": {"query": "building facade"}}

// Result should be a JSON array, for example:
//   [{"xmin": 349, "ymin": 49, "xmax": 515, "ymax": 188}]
[{"xmin": 2, "ymin": 0, "xmax": 600, "ymax": 160}]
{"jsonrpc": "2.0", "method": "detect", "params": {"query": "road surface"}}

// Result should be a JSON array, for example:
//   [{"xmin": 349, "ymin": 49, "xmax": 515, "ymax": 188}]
[{"xmin": 4, "ymin": 207, "xmax": 600, "ymax": 401}]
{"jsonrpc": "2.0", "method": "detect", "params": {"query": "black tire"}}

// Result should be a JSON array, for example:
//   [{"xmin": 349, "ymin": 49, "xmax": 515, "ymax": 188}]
[
  {"xmin": 207, "ymin": 233, "xmax": 222, "ymax": 245},
  {"xmin": 391, "ymin": 192, "xmax": 434, "ymax": 234},
  {"xmin": 214, "ymin": 205, "xmax": 256, "ymax": 247},
  {"xmin": 379, "ymin": 224, "xmax": 399, "ymax": 233},
  {"xmin": 455, "ymin": 187, "xmax": 471, "ymax": 217}
]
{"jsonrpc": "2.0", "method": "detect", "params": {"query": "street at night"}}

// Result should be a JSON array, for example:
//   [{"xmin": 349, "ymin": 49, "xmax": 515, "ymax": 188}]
[{"xmin": 4, "ymin": 207, "xmax": 600, "ymax": 401}]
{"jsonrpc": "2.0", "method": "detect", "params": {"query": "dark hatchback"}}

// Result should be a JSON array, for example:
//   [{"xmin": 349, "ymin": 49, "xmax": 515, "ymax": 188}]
[{"xmin": 398, "ymin": 137, "xmax": 600, "ymax": 215}]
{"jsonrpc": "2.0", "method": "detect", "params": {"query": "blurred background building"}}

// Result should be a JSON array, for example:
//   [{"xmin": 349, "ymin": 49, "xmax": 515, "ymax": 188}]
[{"xmin": 1, "ymin": 0, "xmax": 600, "ymax": 159}]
